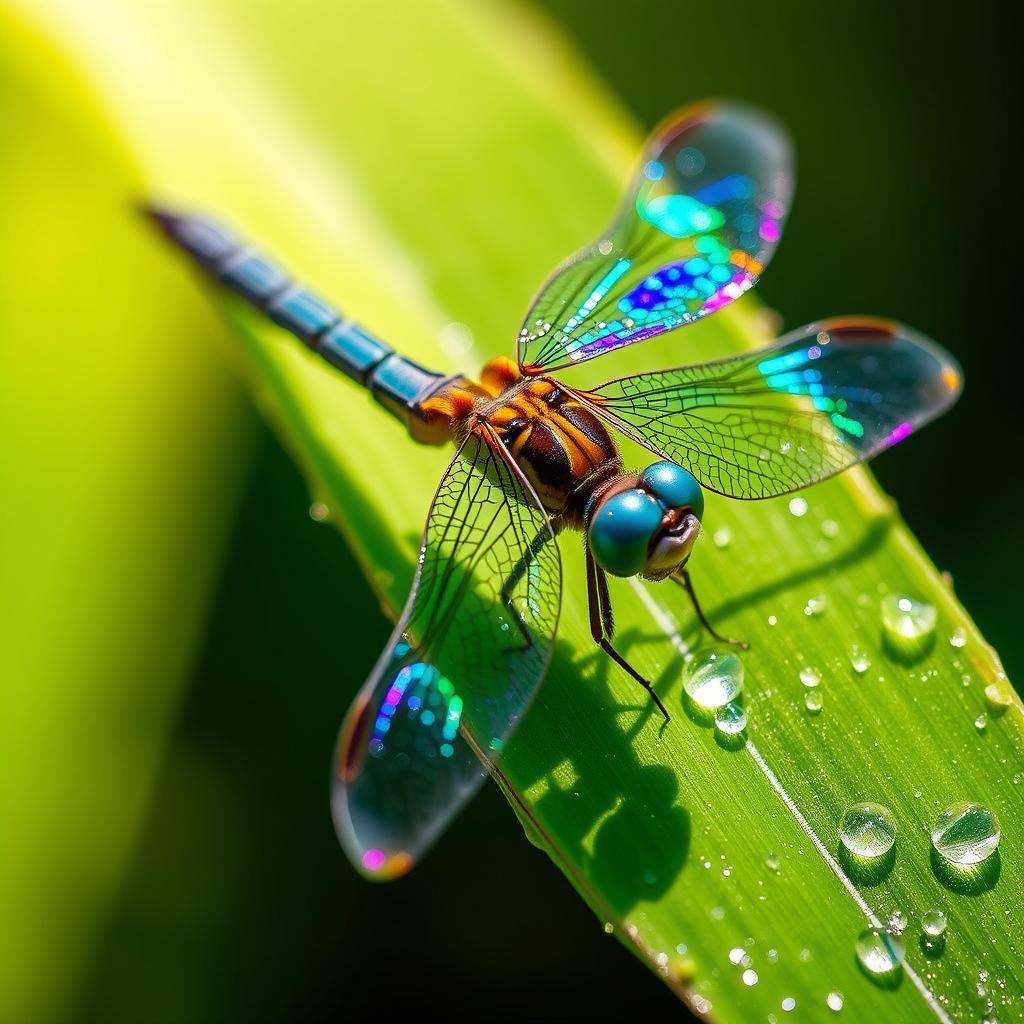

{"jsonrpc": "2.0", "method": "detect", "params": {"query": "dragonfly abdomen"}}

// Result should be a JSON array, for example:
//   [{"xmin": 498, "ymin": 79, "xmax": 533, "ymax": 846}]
[{"xmin": 147, "ymin": 208, "xmax": 458, "ymax": 445}]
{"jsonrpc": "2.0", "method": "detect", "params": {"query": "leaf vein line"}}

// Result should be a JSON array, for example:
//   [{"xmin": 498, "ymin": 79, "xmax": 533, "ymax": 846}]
[{"xmin": 629, "ymin": 580, "xmax": 953, "ymax": 1024}]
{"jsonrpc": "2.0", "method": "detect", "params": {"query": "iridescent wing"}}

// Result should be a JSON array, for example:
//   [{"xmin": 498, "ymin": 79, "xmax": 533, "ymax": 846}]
[
  {"xmin": 331, "ymin": 428, "xmax": 561, "ymax": 879},
  {"xmin": 575, "ymin": 317, "xmax": 962, "ymax": 499},
  {"xmin": 518, "ymin": 101, "xmax": 793, "ymax": 373}
]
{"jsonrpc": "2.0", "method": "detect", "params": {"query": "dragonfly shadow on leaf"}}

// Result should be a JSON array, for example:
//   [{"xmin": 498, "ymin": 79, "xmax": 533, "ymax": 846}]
[
  {"xmin": 699, "ymin": 509, "xmax": 897, "ymax": 626},
  {"xmin": 496, "ymin": 630, "xmax": 690, "ymax": 920}
]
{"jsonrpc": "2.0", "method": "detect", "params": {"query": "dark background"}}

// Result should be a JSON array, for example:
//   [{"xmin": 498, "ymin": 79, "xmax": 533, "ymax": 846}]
[{"xmin": 77, "ymin": 2, "xmax": 1022, "ymax": 1020}]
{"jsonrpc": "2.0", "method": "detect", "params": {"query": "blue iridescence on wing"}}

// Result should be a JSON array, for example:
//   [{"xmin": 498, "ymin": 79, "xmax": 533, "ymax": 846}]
[{"xmin": 518, "ymin": 102, "xmax": 793, "ymax": 372}]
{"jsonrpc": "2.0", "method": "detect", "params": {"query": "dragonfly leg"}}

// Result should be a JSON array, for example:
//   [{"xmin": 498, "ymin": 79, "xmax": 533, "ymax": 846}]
[
  {"xmin": 500, "ymin": 526, "xmax": 555, "ymax": 651},
  {"xmin": 586, "ymin": 549, "xmax": 670, "ymax": 722},
  {"xmin": 672, "ymin": 568, "xmax": 749, "ymax": 650}
]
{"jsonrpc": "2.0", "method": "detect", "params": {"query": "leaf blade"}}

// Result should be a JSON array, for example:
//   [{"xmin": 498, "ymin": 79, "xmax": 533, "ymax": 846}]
[{"xmin": 11, "ymin": 0, "xmax": 1022, "ymax": 1020}]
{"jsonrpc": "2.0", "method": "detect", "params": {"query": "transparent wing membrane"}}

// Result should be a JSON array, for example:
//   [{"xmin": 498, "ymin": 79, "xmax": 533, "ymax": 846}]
[
  {"xmin": 580, "ymin": 317, "xmax": 962, "ymax": 499},
  {"xmin": 332, "ymin": 431, "xmax": 561, "ymax": 878},
  {"xmin": 518, "ymin": 102, "xmax": 793, "ymax": 373}
]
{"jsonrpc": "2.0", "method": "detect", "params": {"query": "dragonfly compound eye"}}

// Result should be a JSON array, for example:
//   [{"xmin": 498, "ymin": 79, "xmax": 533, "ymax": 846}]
[
  {"xmin": 640, "ymin": 461, "xmax": 704, "ymax": 520},
  {"xmin": 589, "ymin": 489, "xmax": 664, "ymax": 578}
]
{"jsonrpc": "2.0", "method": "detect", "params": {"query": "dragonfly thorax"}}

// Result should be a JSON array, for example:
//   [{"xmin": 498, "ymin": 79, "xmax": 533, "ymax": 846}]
[
  {"xmin": 485, "ymin": 376, "xmax": 621, "ymax": 517},
  {"xmin": 422, "ymin": 359, "xmax": 622, "ymax": 519}
]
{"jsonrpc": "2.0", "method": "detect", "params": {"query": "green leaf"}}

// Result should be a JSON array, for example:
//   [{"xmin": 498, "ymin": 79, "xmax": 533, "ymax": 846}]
[
  {"xmin": 9, "ymin": 1, "xmax": 1021, "ymax": 1021},
  {"xmin": 0, "ymin": 11, "xmax": 252, "ymax": 1024}
]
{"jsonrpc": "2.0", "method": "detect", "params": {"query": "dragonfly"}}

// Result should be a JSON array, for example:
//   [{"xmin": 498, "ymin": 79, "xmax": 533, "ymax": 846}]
[{"xmin": 149, "ymin": 101, "xmax": 962, "ymax": 880}]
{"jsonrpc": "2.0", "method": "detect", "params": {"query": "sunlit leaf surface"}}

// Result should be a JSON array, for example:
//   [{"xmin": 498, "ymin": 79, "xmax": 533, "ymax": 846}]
[
  {"xmin": 3, "ymin": 1, "xmax": 1021, "ymax": 1021},
  {"xmin": 0, "ymin": 12, "xmax": 250, "ymax": 1023}
]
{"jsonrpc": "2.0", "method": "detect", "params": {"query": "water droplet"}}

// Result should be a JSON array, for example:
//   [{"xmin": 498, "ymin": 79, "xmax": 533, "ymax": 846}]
[
  {"xmin": 949, "ymin": 627, "xmax": 967, "ymax": 648},
  {"xmin": 856, "ymin": 927, "xmax": 905, "ymax": 975},
  {"xmin": 984, "ymin": 681, "xmax": 1013, "ymax": 713},
  {"xmin": 765, "ymin": 850, "xmax": 780, "ymax": 871},
  {"xmin": 715, "ymin": 701, "xmax": 747, "ymax": 736},
  {"xmin": 880, "ymin": 593, "xmax": 937, "ymax": 655},
  {"xmin": 849, "ymin": 646, "xmax": 870, "ymax": 674},
  {"xmin": 683, "ymin": 648, "xmax": 744, "ymax": 709},
  {"xmin": 800, "ymin": 666, "xmax": 822, "ymax": 688},
  {"xmin": 821, "ymin": 519, "xmax": 841, "ymax": 539},
  {"xmin": 840, "ymin": 802, "xmax": 896, "ymax": 858},
  {"xmin": 789, "ymin": 497, "xmax": 808, "ymax": 517},
  {"xmin": 710, "ymin": 906, "xmax": 725, "ymax": 920},
  {"xmin": 742, "ymin": 969, "xmax": 759, "ymax": 986},
  {"xmin": 804, "ymin": 594, "xmax": 827, "ymax": 616},
  {"xmin": 729, "ymin": 946, "xmax": 745, "ymax": 965},
  {"xmin": 975, "ymin": 713, "xmax": 988, "ymax": 732},
  {"xmin": 888, "ymin": 910, "xmax": 907, "ymax": 935},
  {"xmin": 767, "ymin": 614, "xmax": 778, "ymax": 626},
  {"xmin": 603, "ymin": 921, "xmax": 614, "ymax": 935},
  {"xmin": 781, "ymin": 996, "xmax": 797, "ymax": 1012},
  {"xmin": 713, "ymin": 526, "xmax": 732, "ymax": 548},
  {"xmin": 827, "ymin": 991, "xmax": 844, "ymax": 1012},
  {"xmin": 921, "ymin": 909, "xmax": 947, "ymax": 938},
  {"xmin": 804, "ymin": 691, "xmax": 823, "ymax": 714},
  {"xmin": 932, "ymin": 802, "xmax": 1000, "ymax": 864},
  {"xmin": 308, "ymin": 501, "xmax": 329, "ymax": 522}
]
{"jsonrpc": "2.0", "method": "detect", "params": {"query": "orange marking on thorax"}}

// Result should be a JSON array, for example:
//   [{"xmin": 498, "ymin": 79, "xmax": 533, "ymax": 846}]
[{"xmin": 479, "ymin": 356, "xmax": 522, "ymax": 397}]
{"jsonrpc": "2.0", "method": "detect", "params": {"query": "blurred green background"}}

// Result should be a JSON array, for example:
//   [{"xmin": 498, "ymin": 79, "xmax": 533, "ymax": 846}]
[{"xmin": 2, "ymin": 1, "xmax": 1019, "ymax": 1021}]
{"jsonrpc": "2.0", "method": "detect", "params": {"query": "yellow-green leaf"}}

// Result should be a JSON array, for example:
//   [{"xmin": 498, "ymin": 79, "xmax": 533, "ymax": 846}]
[{"xmin": 4, "ymin": 1, "xmax": 1021, "ymax": 1022}]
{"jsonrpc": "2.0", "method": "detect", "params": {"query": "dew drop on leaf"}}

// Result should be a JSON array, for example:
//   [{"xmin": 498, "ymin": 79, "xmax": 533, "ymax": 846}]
[
  {"xmin": 849, "ymin": 646, "xmax": 870, "ymax": 674},
  {"xmin": 840, "ymin": 802, "xmax": 896, "ymax": 858},
  {"xmin": 855, "ymin": 927, "xmax": 905, "ymax": 975},
  {"xmin": 921, "ymin": 909, "xmax": 947, "ymax": 938},
  {"xmin": 804, "ymin": 691, "xmax": 823, "ymax": 714},
  {"xmin": 683, "ymin": 648, "xmax": 744, "ymax": 709},
  {"xmin": 715, "ymin": 701, "xmax": 747, "ymax": 736},
  {"xmin": 799, "ymin": 666, "xmax": 822, "ymax": 688},
  {"xmin": 880, "ymin": 593, "xmax": 936, "ymax": 655},
  {"xmin": 932, "ymin": 802, "xmax": 1000, "ymax": 865}
]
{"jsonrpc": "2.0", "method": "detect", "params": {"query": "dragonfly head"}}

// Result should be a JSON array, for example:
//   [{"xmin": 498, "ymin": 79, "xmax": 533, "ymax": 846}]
[{"xmin": 588, "ymin": 462, "xmax": 704, "ymax": 580}]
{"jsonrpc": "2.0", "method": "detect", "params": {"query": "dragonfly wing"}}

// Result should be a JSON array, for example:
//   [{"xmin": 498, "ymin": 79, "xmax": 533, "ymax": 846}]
[
  {"xmin": 332, "ymin": 428, "xmax": 561, "ymax": 879},
  {"xmin": 518, "ymin": 101, "xmax": 793, "ymax": 373},
  {"xmin": 578, "ymin": 317, "xmax": 962, "ymax": 499}
]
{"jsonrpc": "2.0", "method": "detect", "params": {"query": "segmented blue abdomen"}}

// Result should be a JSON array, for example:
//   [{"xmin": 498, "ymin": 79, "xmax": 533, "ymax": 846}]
[{"xmin": 148, "ymin": 208, "xmax": 449, "ymax": 432}]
